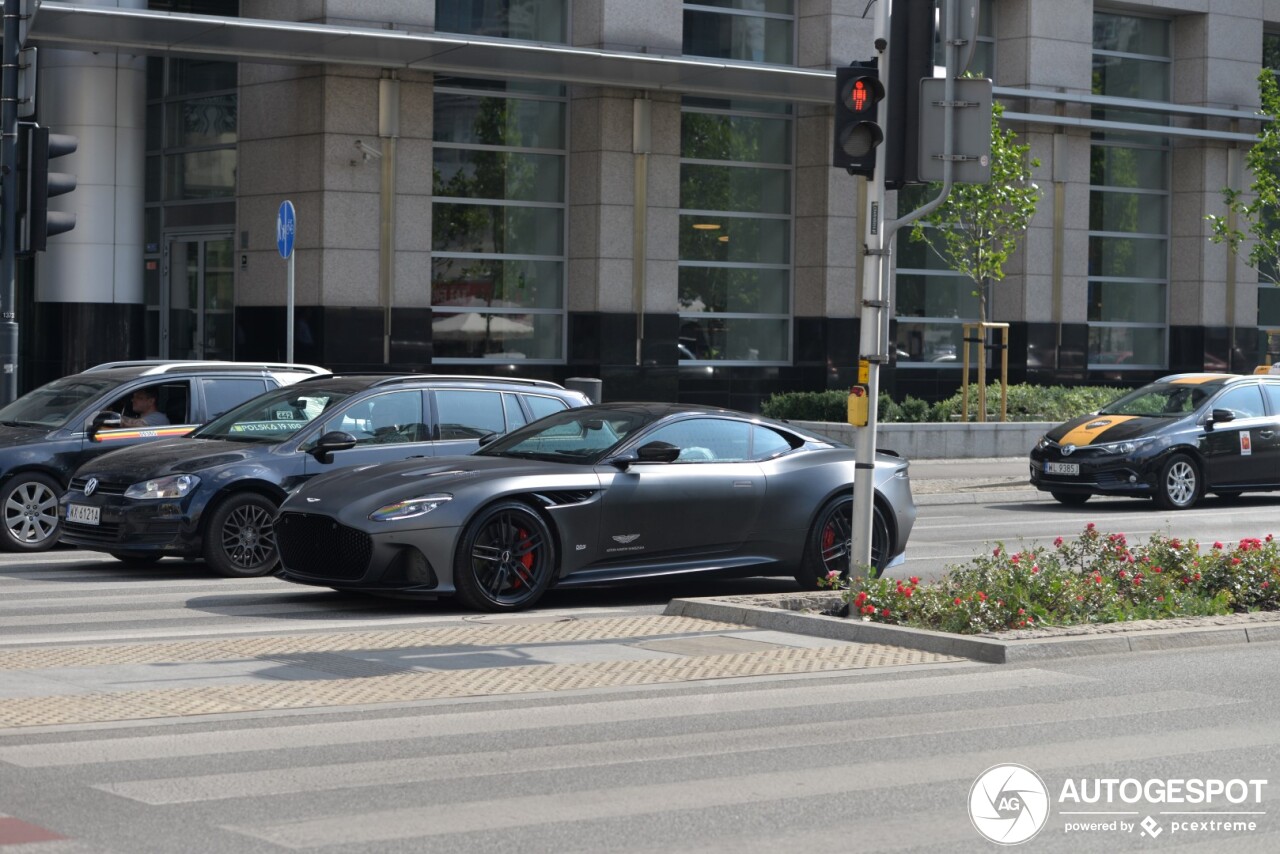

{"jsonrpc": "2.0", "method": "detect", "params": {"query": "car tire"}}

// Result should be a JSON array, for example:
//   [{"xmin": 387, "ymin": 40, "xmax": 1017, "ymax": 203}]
[
  {"xmin": 203, "ymin": 493, "xmax": 280, "ymax": 578},
  {"xmin": 794, "ymin": 494, "xmax": 890, "ymax": 589},
  {"xmin": 453, "ymin": 500, "xmax": 556, "ymax": 612},
  {"xmin": 0, "ymin": 473, "xmax": 62, "ymax": 553},
  {"xmin": 1155, "ymin": 453, "xmax": 1202, "ymax": 510},
  {"xmin": 109, "ymin": 551, "xmax": 163, "ymax": 565},
  {"xmin": 1051, "ymin": 491, "xmax": 1090, "ymax": 506}
]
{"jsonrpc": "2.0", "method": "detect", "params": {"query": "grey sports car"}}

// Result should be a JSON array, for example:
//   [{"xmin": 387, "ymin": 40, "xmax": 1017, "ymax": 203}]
[{"xmin": 274, "ymin": 402, "xmax": 916, "ymax": 612}]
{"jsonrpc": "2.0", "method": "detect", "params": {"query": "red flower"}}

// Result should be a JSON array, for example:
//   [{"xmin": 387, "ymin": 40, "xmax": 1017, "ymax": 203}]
[
  {"xmin": 953, "ymin": 597, "xmax": 962, "ymax": 605},
  {"xmin": 977, "ymin": 591, "xmax": 988, "ymax": 601},
  {"xmin": 881, "ymin": 608, "xmax": 890, "ymax": 617},
  {"xmin": 1018, "ymin": 608, "xmax": 1025, "ymax": 615},
  {"xmin": 993, "ymin": 547, "xmax": 1002, "ymax": 557},
  {"xmin": 909, "ymin": 576, "xmax": 919, "ymax": 585},
  {"xmin": 1053, "ymin": 536, "xmax": 1064, "ymax": 547},
  {"xmin": 1213, "ymin": 541, "xmax": 1224, "ymax": 550},
  {"xmin": 1086, "ymin": 522, "xmax": 1096, "ymax": 531},
  {"xmin": 1031, "ymin": 565, "xmax": 1040, "ymax": 574}
]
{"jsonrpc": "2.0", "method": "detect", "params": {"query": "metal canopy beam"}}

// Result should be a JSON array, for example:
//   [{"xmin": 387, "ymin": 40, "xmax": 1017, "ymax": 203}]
[
  {"xmin": 29, "ymin": 2, "xmax": 1267, "ymax": 140},
  {"xmin": 28, "ymin": 2, "xmax": 833, "ymax": 103}
]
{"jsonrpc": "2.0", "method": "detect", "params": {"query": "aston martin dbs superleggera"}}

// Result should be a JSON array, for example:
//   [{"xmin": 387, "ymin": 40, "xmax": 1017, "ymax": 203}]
[{"xmin": 274, "ymin": 402, "xmax": 916, "ymax": 611}]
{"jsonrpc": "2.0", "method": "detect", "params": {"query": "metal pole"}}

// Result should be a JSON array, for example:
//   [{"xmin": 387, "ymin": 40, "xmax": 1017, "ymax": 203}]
[
  {"xmin": 1, "ymin": 0, "xmax": 22, "ymax": 404},
  {"xmin": 286, "ymin": 251, "xmax": 295, "ymax": 363},
  {"xmin": 849, "ymin": 0, "xmax": 891, "ymax": 573}
]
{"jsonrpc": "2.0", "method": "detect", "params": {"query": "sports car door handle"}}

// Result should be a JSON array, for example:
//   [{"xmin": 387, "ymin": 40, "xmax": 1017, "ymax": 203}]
[{"xmin": 732, "ymin": 481, "xmax": 754, "ymax": 488}]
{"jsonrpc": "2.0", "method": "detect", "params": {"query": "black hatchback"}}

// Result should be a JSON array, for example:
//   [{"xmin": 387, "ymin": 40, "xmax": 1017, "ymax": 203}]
[
  {"xmin": 0, "ymin": 360, "xmax": 327, "ymax": 552},
  {"xmin": 1030, "ymin": 372, "xmax": 1280, "ymax": 510},
  {"xmin": 58, "ymin": 374, "xmax": 591, "ymax": 576}
]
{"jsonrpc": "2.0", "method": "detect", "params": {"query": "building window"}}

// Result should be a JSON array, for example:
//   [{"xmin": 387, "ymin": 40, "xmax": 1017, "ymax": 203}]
[
  {"xmin": 1088, "ymin": 11, "xmax": 1171, "ymax": 370},
  {"xmin": 431, "ymin": 78, "xmax": 567, "ymax": 362},
  {"xmin": 683, "ymin": 1, "xmax": 795, "ymax": 65},
  {"xmin": 679, "ymin": 97, "xmax": 793, "ymax": 364},
  {"xmin": 436, "ymin": 0, "xmax": 567, "ymax": 43}
]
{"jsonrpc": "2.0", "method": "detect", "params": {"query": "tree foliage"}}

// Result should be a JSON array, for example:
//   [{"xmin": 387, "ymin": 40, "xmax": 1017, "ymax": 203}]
[
  {"xmin": 907, "ymin": 102, "xmax": 1041, "ymax": 323},
  {"xmin": 1207, "ymin": 69, "xmax": 1280, "ymax": 286}
]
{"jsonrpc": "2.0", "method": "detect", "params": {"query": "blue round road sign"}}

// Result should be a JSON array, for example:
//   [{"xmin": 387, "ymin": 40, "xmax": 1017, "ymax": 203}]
[{"xmin": 276, "ymin": 200, "xmax": 296, "ymax": 259}]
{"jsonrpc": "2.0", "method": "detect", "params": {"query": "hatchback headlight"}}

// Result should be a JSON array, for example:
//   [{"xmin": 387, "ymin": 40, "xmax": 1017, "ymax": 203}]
[
  {"xmin": 369, "ymin": 494, "xmax": 452, "ymax": 522},
  {"xmin": 125, "ymin": 474, "xmax": 200, "ymax": 500},
  {"xmin": 1094, "ymin": 437, "xmax": 1152, "ymax": 455}
]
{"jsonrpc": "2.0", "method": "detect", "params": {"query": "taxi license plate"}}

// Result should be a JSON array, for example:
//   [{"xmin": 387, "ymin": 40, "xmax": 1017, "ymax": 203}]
[
  {"xmin": 1045, "ymin": 461, "xmax": 1079, "ymax": 476},
  {"xmin": 66, "ymin": 504, "xmax": 100, "ymax": 526}
]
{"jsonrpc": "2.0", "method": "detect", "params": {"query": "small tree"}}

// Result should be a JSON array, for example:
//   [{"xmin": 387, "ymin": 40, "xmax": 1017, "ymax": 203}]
[
  {"xmin": 907, "ymin": 102, "xmax": 1041, "ymax": 324},
  {"xmin": 1207, "ymin": 69, "xmax": 1280, "ymax": 287}
]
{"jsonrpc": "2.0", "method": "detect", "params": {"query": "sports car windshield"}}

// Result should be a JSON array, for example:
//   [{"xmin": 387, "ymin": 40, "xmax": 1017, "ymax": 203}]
[
  {"xmin": 194, "ymin": 386, "xmax": 353, "ymax": 443},
  {"xmin": 1097, "ymin": 382, "xmax": 1217, "ymax": 418},
  {"xmin": 0, "ymin": 376, "xmax": 116, "ymax": 429},
  {"xmin": 476, "ymin": 408, "xmax": 654, "ymax": 464}
]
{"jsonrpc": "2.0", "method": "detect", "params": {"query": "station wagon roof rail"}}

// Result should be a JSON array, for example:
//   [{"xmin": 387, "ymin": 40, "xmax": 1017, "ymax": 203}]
[{"xmin": 85, "ymin": 360, "xmax": 329, "ymax": 376}]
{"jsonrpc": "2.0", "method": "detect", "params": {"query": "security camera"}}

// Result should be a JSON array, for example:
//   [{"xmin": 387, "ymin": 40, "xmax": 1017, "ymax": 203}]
[{"xmin": 354, "ymin": 139, "xmax": 383, "ymax": 161}]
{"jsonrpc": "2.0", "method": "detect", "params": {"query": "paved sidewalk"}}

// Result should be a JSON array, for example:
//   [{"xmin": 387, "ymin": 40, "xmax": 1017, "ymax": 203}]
[{"xmin": 907, "ymin": 456, "xmax": 1044, "ymax": 505}]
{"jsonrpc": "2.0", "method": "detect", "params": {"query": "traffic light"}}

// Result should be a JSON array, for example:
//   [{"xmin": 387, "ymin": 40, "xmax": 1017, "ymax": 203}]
[
  {"xmin": 20, "ymin": 124, "xmax": 78, "ymax": 255},
  {"xmin": 884, "ymin": 0, "xmax": 936, "ymax": 188},
  {"xmin": 832, "ymin": 61, "xmax": 884, "ymax": 177}
]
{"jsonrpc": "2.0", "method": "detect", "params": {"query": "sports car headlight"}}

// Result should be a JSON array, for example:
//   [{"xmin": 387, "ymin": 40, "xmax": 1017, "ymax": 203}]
[
  {"xmin": 124, "ymin": 474, "xmax": 200, "ymax": 500},
  {"xmin": 369, "ymin": 494, "xmax": 452, "ymax": 522},
  {"xmin": 1094, "ymin": 437, "xmax": 1153, "ymax": 455}
]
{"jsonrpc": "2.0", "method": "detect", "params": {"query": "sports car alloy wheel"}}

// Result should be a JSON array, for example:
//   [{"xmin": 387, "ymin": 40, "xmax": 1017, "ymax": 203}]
[
  {"xmin": 795, "ymin": 494, "xmax": 888, "ymax": 588},
  {"xmin": 1, "ymin": 473, "xmax": 61, "ymax": 552},
  {"xmin": 1155, "ymin": 453, "xmax": 1201, "ymax": 510},
  {"xmin": 454, "ymin": 501, "xmax": 555, "ymax": 612},
  {"xmin": 204, "ymin": 493, "xmax": 280, "ymax": 577}
]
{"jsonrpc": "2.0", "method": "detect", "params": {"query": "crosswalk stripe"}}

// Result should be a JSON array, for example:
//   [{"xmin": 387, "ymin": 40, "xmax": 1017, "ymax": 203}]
[
  {"xmin": 0, "ymin": 668, "xmax": 1078, "ymax": 766},
  {"xmin": 223, "ymin": 722, "xmax": 1280, "ymax": 848},
  {"xmin": 93, "ymin": 689, "xmax": 1238, "ymax": 805}
]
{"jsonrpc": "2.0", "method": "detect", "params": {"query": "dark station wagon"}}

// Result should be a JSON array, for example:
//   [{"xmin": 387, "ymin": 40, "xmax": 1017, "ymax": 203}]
[{"xmin": 59, "ymin": 374, "xmax": 591, "ymax": 576}]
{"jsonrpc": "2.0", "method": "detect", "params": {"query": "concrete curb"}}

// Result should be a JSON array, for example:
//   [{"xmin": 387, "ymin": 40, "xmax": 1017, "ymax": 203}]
[
  {"xmin": 914, "ymin": 487, "xmax": 1049, "ymax": 506},
  {"xmin": 663, "ymin": 596, "xmax": 1280, "ymax": 664}
]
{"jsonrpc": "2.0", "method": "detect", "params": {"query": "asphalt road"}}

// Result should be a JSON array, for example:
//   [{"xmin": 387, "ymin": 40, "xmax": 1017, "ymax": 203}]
[{"xmin": 2, "ymin": 475, "xmax": 1279, "ymax": 852}]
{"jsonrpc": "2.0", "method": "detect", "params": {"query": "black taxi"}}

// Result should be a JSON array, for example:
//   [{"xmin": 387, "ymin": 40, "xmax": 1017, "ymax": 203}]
[{"xmin": 1030, "ymin": 373, "xmax": 1280, "ymax": 510}]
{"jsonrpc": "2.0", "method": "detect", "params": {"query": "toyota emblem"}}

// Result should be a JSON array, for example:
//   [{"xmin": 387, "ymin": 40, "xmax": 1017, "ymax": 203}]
[
  {"xmin": 83, "ymin": 477, "xmax": 98, "ymax": 496},
  {"xmin": 1061, "ymin": 445, "xmax": 1075, "ymax": 457}
]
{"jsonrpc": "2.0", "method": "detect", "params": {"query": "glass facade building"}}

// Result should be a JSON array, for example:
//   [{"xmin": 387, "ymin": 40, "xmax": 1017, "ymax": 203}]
[{"xmin": 12, "ymin": 1, "xmax": 1280, "ymax": 409}]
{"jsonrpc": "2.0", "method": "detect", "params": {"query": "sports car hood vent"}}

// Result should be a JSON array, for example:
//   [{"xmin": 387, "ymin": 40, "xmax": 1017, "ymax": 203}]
[{"xmin": 532, "ymin": 489, "xmax": 599, "ymax": 507}]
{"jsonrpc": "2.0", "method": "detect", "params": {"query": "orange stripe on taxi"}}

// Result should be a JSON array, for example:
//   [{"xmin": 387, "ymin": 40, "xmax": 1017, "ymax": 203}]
[{"xmin": 1058, "ymin": 415, "xmax": 1141, "ymax": 446}]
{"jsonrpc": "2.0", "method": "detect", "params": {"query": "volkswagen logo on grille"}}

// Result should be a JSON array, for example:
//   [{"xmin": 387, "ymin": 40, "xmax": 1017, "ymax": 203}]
[
  {"xmin": 1061, "ymin": 445, "xmax": 1076, "ymax": 456},
  {"xmin": 83, "ymin": 477, "xmax": 98, "ymax": 497}
]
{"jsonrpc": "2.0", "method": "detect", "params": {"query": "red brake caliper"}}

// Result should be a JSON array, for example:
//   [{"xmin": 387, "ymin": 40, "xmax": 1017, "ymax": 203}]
[{"xmin": 512, "ymin": 528, "xmax": 534, "ymax": 588}]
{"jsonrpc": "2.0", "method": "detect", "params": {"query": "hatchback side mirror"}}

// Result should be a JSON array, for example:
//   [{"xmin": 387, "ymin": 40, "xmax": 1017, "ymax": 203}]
[
  {"xmin": 310, "ymin": 430, "xmax": 357, "ymax": 463},
  {"xmin": 1208, "ymin": 408, "xmax": 1235, "ymax": 428},
  {"xmin": 86, "ymin": 410, "xmax": 121, "ymax": 442}
]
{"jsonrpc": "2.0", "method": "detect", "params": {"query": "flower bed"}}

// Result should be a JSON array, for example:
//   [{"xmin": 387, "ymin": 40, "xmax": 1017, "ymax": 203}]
[{"xmin": 822, "ymin": 525, "xmax": 1280, "ymax": 635}]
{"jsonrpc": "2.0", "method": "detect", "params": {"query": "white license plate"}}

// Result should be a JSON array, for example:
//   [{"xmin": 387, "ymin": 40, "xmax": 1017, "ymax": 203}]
[
  {"xmin": 66, "ymin": 504, "xmax": 100, "ymax": 525},
  {"xmin": 1045, "ymin": 461, "xmax": 1079, "ymax": 476}
]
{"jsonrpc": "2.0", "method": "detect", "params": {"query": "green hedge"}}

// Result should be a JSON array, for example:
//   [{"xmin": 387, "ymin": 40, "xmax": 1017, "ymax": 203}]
[{"xmin": 761, "ymin": 383, "xmax": 1127, "ymax": 424}]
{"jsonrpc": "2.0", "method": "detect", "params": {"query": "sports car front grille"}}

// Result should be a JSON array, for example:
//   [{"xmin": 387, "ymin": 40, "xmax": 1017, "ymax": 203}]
[{"xmin": 276, "ymin": 512, "xmax": 372, "ymax": 580}]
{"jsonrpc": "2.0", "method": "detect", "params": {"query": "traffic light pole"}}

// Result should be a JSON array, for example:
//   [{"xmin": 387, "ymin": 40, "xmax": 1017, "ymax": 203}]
[
  {"xmin": 1, "ymin": 0, "xmax": 21, "ymax": 405},
  {"xmin": 848, "ymin": 0, "xmax": 891, "ymax": 573},
  {"xmin": 849, "ymin": 0, "xmax": 964, "ymax": 576}
]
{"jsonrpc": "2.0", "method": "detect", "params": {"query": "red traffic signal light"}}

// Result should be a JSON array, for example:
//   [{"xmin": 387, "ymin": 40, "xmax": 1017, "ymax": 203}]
[{"xmin": 833, "ymin": 63, "xmax": 884, "ymax": 177}]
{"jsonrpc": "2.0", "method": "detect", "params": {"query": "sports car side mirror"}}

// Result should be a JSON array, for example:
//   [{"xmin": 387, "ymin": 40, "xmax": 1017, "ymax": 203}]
[
  {"xmin": 636, "ymin": 441, "xmax": 681, "ymax": 463},
  {"xmin": 86, "ymin": 410, "xmax": 121, "ymax": 442},
  {"xmin": 310, "ymin": 430, "xmax": 357, "ymax": 464}
]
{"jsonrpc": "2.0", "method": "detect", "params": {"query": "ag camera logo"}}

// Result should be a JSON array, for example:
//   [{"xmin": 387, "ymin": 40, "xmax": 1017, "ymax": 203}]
[{"xmin": 969, "ymin": 764, "xmax": 1051, "ymax": 845}]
